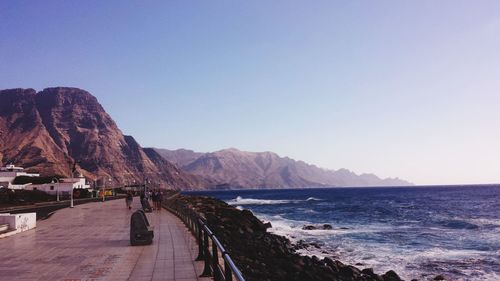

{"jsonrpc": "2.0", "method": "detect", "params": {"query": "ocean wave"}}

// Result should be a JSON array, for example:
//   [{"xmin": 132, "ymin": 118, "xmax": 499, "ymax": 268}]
[
  {"xmin": 439, "ymin": 219, "xmax": 479, "ymax": 230},
  {"xmin": 227, "ymin": 196, "xmax": 296, "ymax": 205},
  {"xmin": 297, "ymin": 207, "xmax": 319, "ymax": 214},
  {"xmin": 256, "ymin": 213, "xmax": 500, "ymax": 280},
  {"xmin": 435, "ymin": 216, "xmax": 500, "ymax": 230},
  {"xmin": 465, "ymin": 218, "xmax": 500, "ymax": 228},
  {"xmin": 294, "ymin": 237, "xmax": 500, "ymax": 281},
  {"xmin": 215, "ymin": 187, "xmax": 500, "ymax": 281},
  {"xmin": 254, "ymin": 213, "xmax": 352, "ymax": 242},
  {"xmin": 227, "ymin": 196, "xmax": 325, "ymax": 206}
]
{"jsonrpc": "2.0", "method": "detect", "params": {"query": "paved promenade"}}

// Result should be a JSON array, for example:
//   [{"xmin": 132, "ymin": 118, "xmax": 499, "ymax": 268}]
[{"xmin": 0, "ymin": 198, "xmax": 211, "ymax": 281}]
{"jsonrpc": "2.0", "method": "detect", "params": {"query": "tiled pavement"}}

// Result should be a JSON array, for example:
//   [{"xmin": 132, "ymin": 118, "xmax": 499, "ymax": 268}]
[{"xmin": 0, "ymin": 198, "xmax": 211, "ymax": 281}]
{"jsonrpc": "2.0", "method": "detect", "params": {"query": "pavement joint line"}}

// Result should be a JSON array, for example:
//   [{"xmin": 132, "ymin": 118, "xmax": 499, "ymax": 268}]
[{"xmin": 0, "ymin": 199, "xmax": 210, "ymax": 281}]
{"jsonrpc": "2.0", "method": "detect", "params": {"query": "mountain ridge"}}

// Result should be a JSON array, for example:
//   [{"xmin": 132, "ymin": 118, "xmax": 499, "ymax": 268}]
[{"xmin": 153, "ymin": 148, "xmax": 412, "ymax": 189}]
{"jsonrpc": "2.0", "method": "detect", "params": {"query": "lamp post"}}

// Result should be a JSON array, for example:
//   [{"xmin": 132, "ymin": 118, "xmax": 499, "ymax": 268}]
[
  {"xmin": 70, "ymin": 185, "xmax": 74, "ymax": 208},
  {"xmin": 52, "ymin": 178, "xmax": 60, "ymax": 202},
  {"xmin": 109, "ymin": 178, "xmax": 113, "ymax": 196},
  {"xmin": 90, "ymin": 180, "xmax": 94, "ymax": 198},
  {"xmin": 102, "ymin": 177, "xmax": 106, "ymax": 202}
]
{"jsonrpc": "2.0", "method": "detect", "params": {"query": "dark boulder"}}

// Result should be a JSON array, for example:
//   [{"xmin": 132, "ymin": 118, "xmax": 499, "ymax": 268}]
[
  {"xmin": 323, "ymin": 224, "xmax": 333, "ymax": 230},
  {"xmin": 382, "ymin": 270, "xmax": 403, "ymax": 281},
  {"xmin": 302, "ymin": 225, "xmax": 317, "ymax": 230}
]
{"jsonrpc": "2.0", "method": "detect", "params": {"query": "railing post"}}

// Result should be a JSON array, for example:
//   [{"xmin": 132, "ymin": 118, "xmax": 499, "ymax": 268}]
[
  {"xmin": 224, "ymin": 256, "xmax": 233, "ymax": 281},
  {"xmin": 195, "ymin": 219, "xmax": 204, "ymax": 261},
  {"xmin": 200, "ymin": 228, "xmax": 212, "ymax": 277},
  {"xmin": 212, "ymin": 238, "xmax": 221, "ymax": 281}
]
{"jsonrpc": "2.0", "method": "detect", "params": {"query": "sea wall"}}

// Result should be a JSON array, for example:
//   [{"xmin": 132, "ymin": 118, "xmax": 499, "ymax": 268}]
[{"xmin": 173, "ymin": 195, "xmax": 408, "ymax": 281}]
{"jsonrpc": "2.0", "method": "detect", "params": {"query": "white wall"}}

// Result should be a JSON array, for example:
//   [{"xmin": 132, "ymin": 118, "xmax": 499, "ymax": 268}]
[
  {"xmin": 0, "ymin": 213, "xmax": 36, "ymax": 238},
  {"xmin": 27, "ymin": 178, "xmax": 90, "ymax": 194}
]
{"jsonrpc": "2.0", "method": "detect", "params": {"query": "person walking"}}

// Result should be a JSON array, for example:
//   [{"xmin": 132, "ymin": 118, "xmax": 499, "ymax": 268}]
[
  {"xmin": 126, "ymin": 191, "xmax": 133, "ymax": 210},
  {"xmin": 151, "ymin": 190, "xmax": 158, "ymax": 210},
  {"xmin": 156, "ymin": 189, "xmax": 163, "ymax": 211}
]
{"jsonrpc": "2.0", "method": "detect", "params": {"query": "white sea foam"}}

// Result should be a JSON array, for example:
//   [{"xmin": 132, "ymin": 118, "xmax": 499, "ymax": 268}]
[
  {"xmin": 227, "ymin": 195, "xmax": 328, "ymax": 206},
  {"xmin": 306, "ymin": 197, "xmax": 323, "ymax": 201},
  {"xmin": 466, "ymin": 217, "xmax": 500, "ymax": 227},
  {"xmin": 227, "ymin": 196, "xmax": 296, "ymax": 205},
  {"xmin": 254, "ymin": 213, "xmax": 350, "ymax": 242}
]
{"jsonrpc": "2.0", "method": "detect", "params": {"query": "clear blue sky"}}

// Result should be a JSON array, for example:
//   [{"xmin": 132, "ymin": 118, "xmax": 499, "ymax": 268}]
[{"xmin": 1, "ymin": 1, "xmax": 500, "ymax": 185}]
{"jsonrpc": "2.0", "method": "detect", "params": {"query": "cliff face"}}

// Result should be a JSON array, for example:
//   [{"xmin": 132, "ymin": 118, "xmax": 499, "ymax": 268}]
[
  {"xmin": 156, "ymin": 148, "xmax": 412, "ymax": 188},
  {"xmin": 0, "ymin": 87, "xmax": 207, "ymax": 190},
  {"xmin": 0, "ymin": 88, "xmax": 71, "ymax": 176}
]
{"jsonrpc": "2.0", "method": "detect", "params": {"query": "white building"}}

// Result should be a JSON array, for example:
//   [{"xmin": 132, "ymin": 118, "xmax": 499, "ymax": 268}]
[
  {"xmin": 26, "ymin": 176, "xmax": 91, "ymax": 195},
  {"xmin": 0, "ymin": 164, "xmax": 40, "ymax": 189},
  {"xmin": 0, "ymin": 164, "xmax": 91, "ymax": 196}
]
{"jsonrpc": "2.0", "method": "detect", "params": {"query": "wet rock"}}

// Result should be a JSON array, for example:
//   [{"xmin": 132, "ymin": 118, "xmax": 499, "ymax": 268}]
[
  {"xmin": 434, "ymin": 275, "xmax": 446, "ymax": 280},
  {"xmin": 362, "ymin": 268, "xmax": 384, "ymax": 281},
  {"xmin": 302, "ymin": 225, "xmax": 317, "ymax": 230},
  {"xmin": 323, "ymin": 224, "xmax": 333, "ymax": 230},
  {"xmin": 302, "ymin": 224, "xmax": 333, "ymax": 230},
  {"xmin": 310, "ymin": 242, "xmax": 322, "ymax": 249},
  {"xmin": 382, "ymin": 270, "xmax": 403, "ymax": 281},
  {"xmin": 340, "ymin": 265, "xmax": 362, "ymax": 278},
  {"xmin": 362, "ymin": 268, "xmax": 375, "ymax": 275}
]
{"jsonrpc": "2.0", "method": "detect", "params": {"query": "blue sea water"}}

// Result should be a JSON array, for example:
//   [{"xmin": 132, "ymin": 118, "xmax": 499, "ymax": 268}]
[{"xmin": 187, "ymin": 186, "xmax": 500, "ymax": 281}]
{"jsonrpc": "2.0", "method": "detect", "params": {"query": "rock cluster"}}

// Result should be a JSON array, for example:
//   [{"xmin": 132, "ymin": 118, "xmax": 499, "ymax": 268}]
[{"xmin": 174, "ymin": 195, "xmax": 406, "ymax": 281}]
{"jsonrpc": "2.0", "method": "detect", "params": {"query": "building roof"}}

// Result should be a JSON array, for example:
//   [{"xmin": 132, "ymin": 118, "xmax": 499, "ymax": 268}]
[{"xmin": 1, "ymin": 164, "xmax": 24, "ymax": 171}]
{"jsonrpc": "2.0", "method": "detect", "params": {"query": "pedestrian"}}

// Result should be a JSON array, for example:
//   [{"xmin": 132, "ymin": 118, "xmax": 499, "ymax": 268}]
[
  {"xmin": 151, "ymin": 190, "xmax": 158, "ymax": 210},
  {"xmin": 156, "ymin": 189, "xmax": 163, "ymax": 211},
  {"xmin": 148, "ymin": 190, "xmax": 153, "ymax": 206},
  {"xmin": 126, "ymin": 191, "xmax": 133, "ymax": 210}
]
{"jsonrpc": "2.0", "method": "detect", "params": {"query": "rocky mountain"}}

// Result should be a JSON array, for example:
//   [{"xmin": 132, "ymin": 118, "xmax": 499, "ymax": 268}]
[
  {"xmin": 0, "ymin": 87, "xmax": 207, "ymax": 190},
  {"xmin": 154, "ymin": 148, "xmax": 412, "ymax": 189},
  {"xmin": 154, "ymin": 148, "xmax": 204, "ymax": 168}
]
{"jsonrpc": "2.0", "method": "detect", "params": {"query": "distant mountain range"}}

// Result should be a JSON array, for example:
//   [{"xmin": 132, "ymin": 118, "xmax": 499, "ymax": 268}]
[
  {"xmin": 0, "ymin": 87, "xmax": 411, "ymax": 190},
  {"xmin": 154, "ymin": 148, "xmax": 412, "ymax": 189}
]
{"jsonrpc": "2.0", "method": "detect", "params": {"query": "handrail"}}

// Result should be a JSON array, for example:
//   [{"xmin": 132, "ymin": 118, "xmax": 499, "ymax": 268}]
[{"xmin": 163, "ymin": 194, "xmax": 245, "ymax": 281}]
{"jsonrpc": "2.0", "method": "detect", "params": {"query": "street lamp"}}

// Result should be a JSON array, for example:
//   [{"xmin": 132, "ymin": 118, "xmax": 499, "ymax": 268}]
[
  {"xmin": 52, "ymin": 178, "xmax": 60, "ymax": 202},
  {"xmin": 109, "ymin": 178, "xmax": 113, "ymax": 196},
  {"xmin": 102, "ymin": 177, "xmax": 106, "ymax": 202},
  {"xmin": 70, "ymin": 185, "xmax": 74, "ymax": 208},
  {"xmin": 90, "ymin": 180, "xmax": 94, "ymax": 198}
]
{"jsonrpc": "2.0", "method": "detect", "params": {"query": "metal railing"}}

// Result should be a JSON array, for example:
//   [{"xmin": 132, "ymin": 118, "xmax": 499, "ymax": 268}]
[{"xmin": 163, "ymin": 194, "xmax": 245, "ymax": 281}]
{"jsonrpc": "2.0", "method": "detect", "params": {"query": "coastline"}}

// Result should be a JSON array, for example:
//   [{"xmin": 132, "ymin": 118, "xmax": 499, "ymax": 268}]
[{"xmin": 173, "ymin": 195, "xmax": 409, "ymax": 281}]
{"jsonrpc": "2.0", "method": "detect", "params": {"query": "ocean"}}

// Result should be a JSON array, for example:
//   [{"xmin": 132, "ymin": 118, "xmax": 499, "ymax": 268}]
[{"xmin": 187, "ymin": 186, "xmax": 500, "ymax": 281}]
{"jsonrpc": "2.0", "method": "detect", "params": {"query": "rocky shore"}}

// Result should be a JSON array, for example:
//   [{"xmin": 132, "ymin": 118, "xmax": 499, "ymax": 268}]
[{"xmin": 173, "ymin": 195, "xmax": 411, "ymax": 281}]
